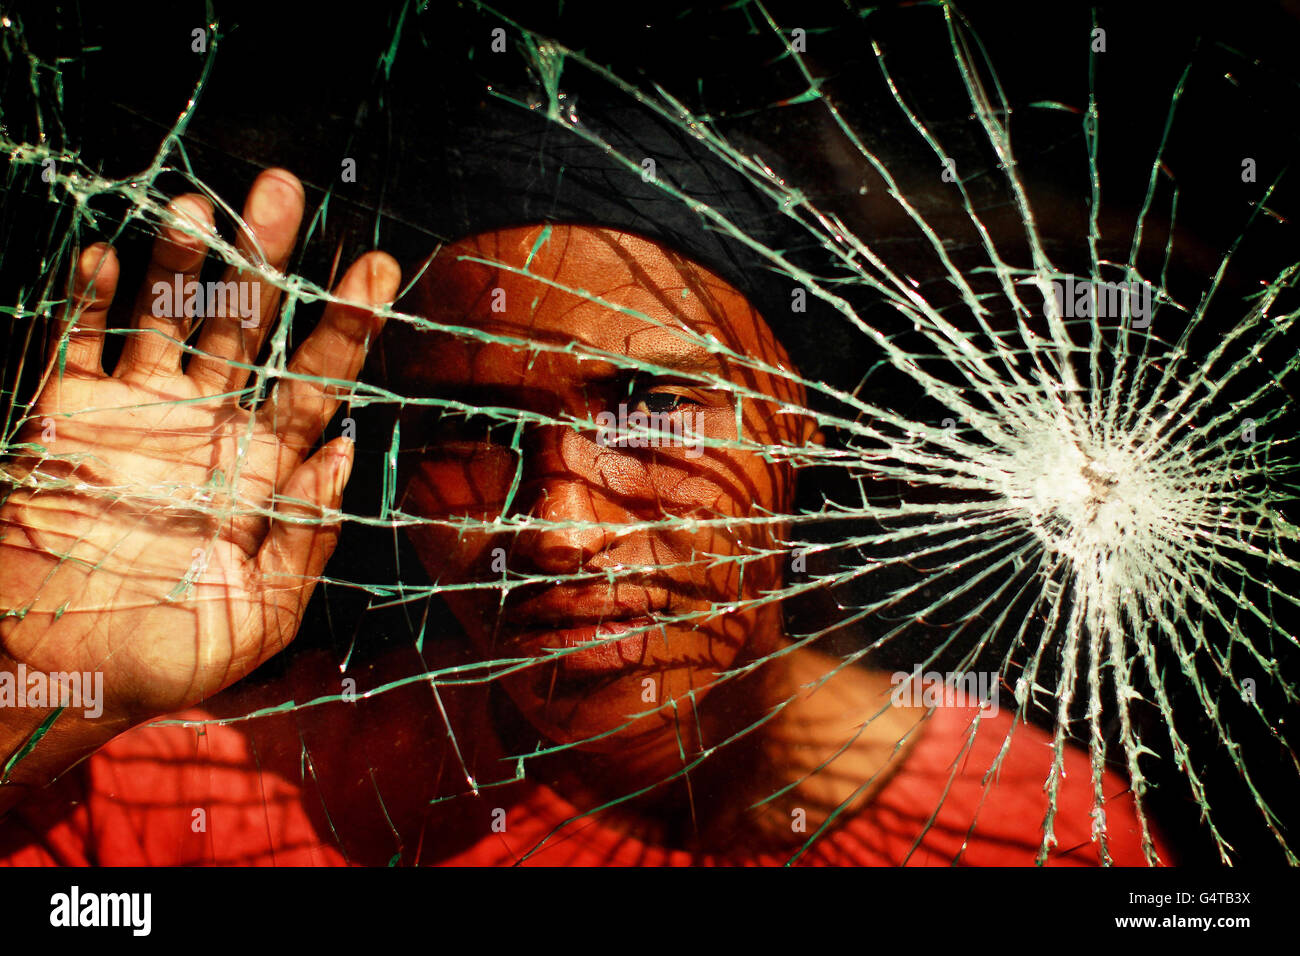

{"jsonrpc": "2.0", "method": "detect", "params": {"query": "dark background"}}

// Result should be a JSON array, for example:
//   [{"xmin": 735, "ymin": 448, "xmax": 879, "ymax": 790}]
[{"xmin": 3, "ymin": 0, "xmax": 1299, "ymax": 864}]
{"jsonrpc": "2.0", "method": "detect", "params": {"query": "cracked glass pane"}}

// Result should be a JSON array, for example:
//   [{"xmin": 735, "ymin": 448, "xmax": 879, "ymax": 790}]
[{"xmin": 1, "ymin": 0, "xmax": 1298, "ymax": 867}]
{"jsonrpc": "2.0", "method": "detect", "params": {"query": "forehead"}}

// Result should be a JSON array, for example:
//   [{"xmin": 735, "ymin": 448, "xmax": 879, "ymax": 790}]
[{"xmin": 391, "ymin": 224, "xmax": 788, "ymax": 390}]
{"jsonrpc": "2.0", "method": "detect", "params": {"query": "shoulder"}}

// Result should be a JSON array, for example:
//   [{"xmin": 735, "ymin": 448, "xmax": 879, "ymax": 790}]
[
  {"xmin": 759, "ymin": 650, "xmax": 929, "ymax": 838},
  {"xmin": 766, "ymin": 650, "xmax": 1172, "ymax": 866},
  {"xmin": 835, "ymin": 701, "xmax": 1172, "ymax": 865}
]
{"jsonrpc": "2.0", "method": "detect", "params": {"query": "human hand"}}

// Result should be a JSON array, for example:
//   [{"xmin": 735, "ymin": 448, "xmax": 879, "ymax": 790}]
[{"xmin": 0, "ymin": 168, "xmax": 399, "ymax": 731}]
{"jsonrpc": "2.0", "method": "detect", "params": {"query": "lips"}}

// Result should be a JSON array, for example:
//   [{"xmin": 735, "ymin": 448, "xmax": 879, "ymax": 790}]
[
  {"xmin": 529, "ymin": 616, "xmax": 660, "ymax": 673},
  {"xmin": 500, "ymin": 594, "xmax": 666, "ymax": 674}
]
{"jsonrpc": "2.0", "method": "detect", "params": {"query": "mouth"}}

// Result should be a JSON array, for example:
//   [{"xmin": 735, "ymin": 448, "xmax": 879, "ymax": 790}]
[{"xmin": 511, "ymin": 613, "xmax": 664, "ymax": 675}]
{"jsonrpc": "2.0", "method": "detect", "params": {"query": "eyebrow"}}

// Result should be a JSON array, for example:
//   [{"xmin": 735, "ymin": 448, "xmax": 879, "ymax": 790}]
[
  {"xmin": 405, "ymin": 384, "xmax": 560, "ymax": 412},
  {"xmin": 597, "ymin": 348, "xmax": 725, "ymax": 380},
  {"xmin": 396, "ymin": 345, "xmax": 727, "ymax": 405}
]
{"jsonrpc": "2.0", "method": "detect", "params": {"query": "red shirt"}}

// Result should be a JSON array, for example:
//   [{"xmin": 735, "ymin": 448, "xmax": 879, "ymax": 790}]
[{"xmin": 0, "ymin": 703, "xmax": 1171, "ymax": 866}]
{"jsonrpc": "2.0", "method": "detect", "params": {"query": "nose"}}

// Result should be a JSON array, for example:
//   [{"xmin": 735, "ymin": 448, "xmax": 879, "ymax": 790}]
[{"xmin": 512, "ymin": 426, "xmax": 617, "ymax": 574}]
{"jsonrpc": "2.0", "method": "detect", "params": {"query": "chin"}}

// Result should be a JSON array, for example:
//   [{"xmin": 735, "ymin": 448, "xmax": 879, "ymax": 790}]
[
  {"xmin": 499, "ymin": 658, "xmax": 716, "ymax": 752},
  {"xmin": 511, "ymin": 685, "xmax": 671, "ymax": 751}
]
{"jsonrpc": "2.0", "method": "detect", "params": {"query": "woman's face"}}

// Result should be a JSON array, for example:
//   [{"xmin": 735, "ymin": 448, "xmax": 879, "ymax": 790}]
[{"xmin": 390, "ymin": 225, "xmax": 813, "ymax": 751}]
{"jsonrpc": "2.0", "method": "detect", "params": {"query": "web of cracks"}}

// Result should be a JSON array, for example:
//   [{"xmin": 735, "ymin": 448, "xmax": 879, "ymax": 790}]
[{"xmin": 1, "ymin": 0, "xmax": 1298, "ymax": 866}]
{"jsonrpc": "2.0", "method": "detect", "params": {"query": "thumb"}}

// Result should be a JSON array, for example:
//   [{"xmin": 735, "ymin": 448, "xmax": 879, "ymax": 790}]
[{"xmin": 255, "ymin": 436, "xmax": 354, "ymax": 648}]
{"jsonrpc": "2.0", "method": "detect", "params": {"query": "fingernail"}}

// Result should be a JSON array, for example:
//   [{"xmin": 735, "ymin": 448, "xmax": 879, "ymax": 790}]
[
  {"xmin": 165, "ymin": 195, "xmax": 212, "ymax": 244},
  {"xmin": 248, "ymin": 174, "xmax": 296, "ymax": 229},
  {"xmin": 368, "ymin": 254, "xmax": 400, "ymax": 300},
  {"xmin": 170, "ymin": 194, "xmax": 208, "ymax": 222},
  {"xmin": 332, "ymin": 443, "xmax": 354, "ymax": 498},
  {"xmin": 79, "ymin": 244, "xmax": 106, "ymax": 274},
  {"xmin": 247, "ymin": 182, "xmax": 276, "ymax": 229}
]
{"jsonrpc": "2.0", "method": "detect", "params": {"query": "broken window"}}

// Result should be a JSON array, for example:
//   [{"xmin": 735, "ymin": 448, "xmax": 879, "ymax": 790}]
[{"xmin": 1, "ymin": 0, "xmax": 1298, "ymax": 865}]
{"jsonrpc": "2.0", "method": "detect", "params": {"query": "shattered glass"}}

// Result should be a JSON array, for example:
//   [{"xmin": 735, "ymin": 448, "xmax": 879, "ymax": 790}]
[{"xmin": 1, "ymin": 0, "xmax": 1298, "ymax": 865}]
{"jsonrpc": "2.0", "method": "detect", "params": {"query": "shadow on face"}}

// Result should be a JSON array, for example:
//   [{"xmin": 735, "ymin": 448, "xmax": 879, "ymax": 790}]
[{"xmin": 382, "ymin": 224, "xmax": 817, "ymax": 751}]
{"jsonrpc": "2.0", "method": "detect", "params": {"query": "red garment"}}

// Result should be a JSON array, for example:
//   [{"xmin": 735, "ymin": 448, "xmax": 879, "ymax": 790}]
[{"xmin": 0, "ymin": 703, "xmax": 1170, "ymax": 866}]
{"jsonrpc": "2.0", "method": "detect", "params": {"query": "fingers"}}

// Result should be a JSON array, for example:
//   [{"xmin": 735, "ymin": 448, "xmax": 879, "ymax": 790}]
[
  {"xmin": 115, "ymin": 194, "xmax": 215, "ymax": 381},
  {"xmin": 257, "ymin": 251, "xmax": 401, "ymax": 458},
  {"xmin": 188, "ymin": 168, "xmax": 305, "ymax": 396},
  {"xmin": 255, "ymin": 436, "xmax": 353, "ymax": 648},
  {"xmin": 55, "ymin": 244, "xmax": 119, "ymax": 375}
]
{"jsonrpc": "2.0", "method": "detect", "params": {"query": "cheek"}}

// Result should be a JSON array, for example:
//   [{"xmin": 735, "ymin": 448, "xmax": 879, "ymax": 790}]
[
  {"xmin": 645, "ymin": 456, "xmax": 787, "ymax": 605},
  {"xmin": 655, "ymin": 402, "xmax": 789, "ymax": 513},
  {"xmin": 402, "ymin": 453, "xmax": 515, "ymax": 581},
  {"xmin": 402, "ymin": 448, "xmax": 517, "ymax": 512}
]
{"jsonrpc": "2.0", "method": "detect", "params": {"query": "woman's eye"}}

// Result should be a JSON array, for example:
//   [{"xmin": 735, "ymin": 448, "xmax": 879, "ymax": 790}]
[
  {"xmin": 633, "ymin": 391, "xmax": 695, "ymax": 415},
  {"xmin": 416, "ymin": 409, "xmax": 516, "ymax": 448}
]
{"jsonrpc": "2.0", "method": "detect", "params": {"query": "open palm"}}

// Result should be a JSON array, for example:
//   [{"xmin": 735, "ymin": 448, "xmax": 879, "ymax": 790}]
[{"xmin": 0, "ymin": 169, "xmax": 399, "ymax": 727}]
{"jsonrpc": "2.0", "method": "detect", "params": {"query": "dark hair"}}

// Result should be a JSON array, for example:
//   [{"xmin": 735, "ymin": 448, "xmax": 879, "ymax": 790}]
[{"xmin": 376, "ymin": 69, "xmax": 866, "ymax": 406}]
